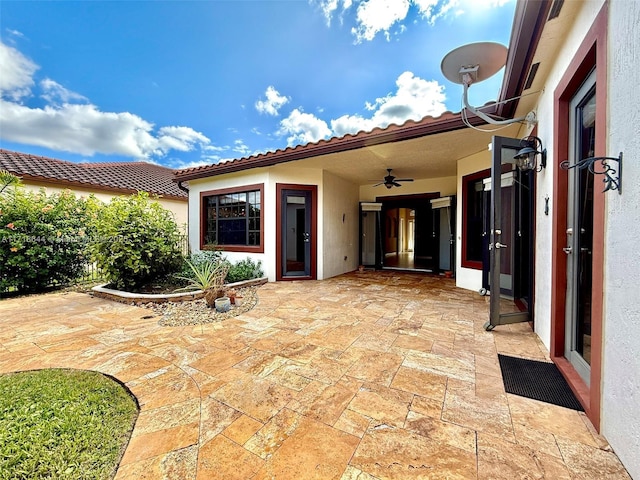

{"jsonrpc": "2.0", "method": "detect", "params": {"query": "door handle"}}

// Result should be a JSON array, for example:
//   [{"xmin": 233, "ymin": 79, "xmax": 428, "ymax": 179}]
[
  {"xmin": 563, "ymin": 246, "xmax": 573, "ymax": 254},
  {"xmin": 495, "ymin": 242, "xmax": 508, "ymax": 249}
]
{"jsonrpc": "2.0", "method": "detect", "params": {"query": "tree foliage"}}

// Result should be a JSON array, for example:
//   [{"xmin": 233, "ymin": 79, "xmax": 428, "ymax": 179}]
[
  {"xmin": 0, "ymin": 188, "xmax": 95, "ymax": 292},
  {"xmin": 88, "ymin": 192, "xmax": 183, "ymax": 290}
]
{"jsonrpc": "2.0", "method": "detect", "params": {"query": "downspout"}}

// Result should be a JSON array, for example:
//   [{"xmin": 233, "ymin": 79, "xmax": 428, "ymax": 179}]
[{"xmin": 177, "ymin": 181, "xmax": 189, "ymax": 193}]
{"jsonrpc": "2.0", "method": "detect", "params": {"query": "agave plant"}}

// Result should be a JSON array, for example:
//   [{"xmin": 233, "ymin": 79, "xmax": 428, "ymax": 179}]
[{"xmin": 174, "ymin": 259, "xmax": 229, "ymax": 307}]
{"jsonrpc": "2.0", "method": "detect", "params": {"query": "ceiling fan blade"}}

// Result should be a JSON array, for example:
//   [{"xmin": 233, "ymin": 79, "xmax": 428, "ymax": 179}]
[
  {"xmin": 395, "ymin": 178, "xmax": 414, "ymax": 182},
  {"xmin": 372, "ymin": 182, "xmax": 384, "ymax": 187},
  {"xmin": 392, "ymin": 181, "xmax": 402, "ymax": 187}
]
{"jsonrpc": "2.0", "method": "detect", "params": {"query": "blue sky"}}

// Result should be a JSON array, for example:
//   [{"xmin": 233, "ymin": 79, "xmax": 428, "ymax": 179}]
[{"xmin": 0, "ymin": 0, "xmax": 516, "ymax": 170}]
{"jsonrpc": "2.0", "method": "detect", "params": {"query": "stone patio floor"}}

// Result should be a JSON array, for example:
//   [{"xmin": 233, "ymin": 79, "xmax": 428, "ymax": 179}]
[{"xmin": 0, "ymin": 271, "xmax": 631, "ymax": 479}]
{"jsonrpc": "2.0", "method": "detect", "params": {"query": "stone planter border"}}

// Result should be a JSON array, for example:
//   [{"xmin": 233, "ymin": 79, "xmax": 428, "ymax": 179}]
[{"xmin": 91, "ymin": 277, "xmax": 268, "ymax": 305}]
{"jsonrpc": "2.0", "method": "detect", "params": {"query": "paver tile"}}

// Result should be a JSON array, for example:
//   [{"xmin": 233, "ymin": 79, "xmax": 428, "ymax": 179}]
[{"xmin": 0, "ymin": 273, "xmax": 631, "ymax": 480}]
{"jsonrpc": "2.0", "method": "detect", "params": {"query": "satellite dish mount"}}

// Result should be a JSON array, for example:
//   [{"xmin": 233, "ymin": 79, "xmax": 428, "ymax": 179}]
[{"xmin": 441, "ymin": 42, "xmax": 530, "ymax": 126}]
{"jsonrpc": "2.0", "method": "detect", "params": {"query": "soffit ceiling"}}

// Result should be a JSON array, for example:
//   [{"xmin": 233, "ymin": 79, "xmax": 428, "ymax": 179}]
[{"xmin": 275, "ymin": 122, "xmax": 520, "ymax": 186}]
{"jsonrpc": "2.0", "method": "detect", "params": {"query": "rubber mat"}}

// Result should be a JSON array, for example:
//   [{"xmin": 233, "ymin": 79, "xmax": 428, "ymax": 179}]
[{"xmin": 498, "ymin": 354, "xmax": 584, "ymax": 411}]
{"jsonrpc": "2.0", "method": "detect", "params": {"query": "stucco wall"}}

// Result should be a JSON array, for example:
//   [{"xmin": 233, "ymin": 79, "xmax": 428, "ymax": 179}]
[
  {"xmin": 359, "ymin": 176, "xmax": 456, "ymax": 202},
  {"xmin": 455, "ymin": 150, "xmax": 490, "ymax": 291},
  {"xmin": 187, "ymin": 166, "xmax": 327, "ymax": 282},
  {"xmin": 187, "ymin": 170, "xmax": 272, "ymax": 278},
  {"xmin": 601, "ymin": 0, "xmax": 640, "ymax": 476},
  {"xmin": 521, "ymin": 0, "xmax": 603, "ymax": 350},
  {"xmin": 322, "ymin": 171, "xmax": 359, "ymax": 278},
  {"xmin": 21, "ymin": 181, "xmax": 188, "ymax": 232}
]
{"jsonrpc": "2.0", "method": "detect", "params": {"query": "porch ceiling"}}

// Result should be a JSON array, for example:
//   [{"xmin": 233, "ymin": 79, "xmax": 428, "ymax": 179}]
[{"xmin": 292, "ymin": 122, "xmax": 520, "ymax": 186}]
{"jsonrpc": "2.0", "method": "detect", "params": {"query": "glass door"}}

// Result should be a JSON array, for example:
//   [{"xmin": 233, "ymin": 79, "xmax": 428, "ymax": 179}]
[
  {"xmin": 281, "ymin": 189, "xmax": 312, "ymax": 277},
  {"xmin": 485, "ymin": 136, "xmax": 534, "ymax": 330},
  {"xmin": 565, "ymin": 70, "xmax": 596, "ymax": 386}
]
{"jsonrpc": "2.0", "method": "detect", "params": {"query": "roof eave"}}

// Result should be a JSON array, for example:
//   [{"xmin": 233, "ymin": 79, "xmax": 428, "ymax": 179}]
[
  {"xmin": 497, "ymin": 0, "xmax": 552, "ymax": 119},
  {"xmin": 18, "ymin": 174, "xmax": 188, "ymax": 201},
  {"xmin": 173, "ymin": 111, "xmax": 492, "ymax": 182}
]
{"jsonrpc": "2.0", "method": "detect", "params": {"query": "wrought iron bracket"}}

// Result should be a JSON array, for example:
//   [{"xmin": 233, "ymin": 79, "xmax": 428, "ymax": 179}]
[{"xmin": 560, "ymin": 152, "xmax": 623, "ymax": 194}]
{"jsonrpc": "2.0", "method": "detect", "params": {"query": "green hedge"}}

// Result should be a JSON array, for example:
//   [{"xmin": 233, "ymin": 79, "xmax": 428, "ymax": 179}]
[
  {"xmin": 88, "ymin": 192, "xmax": 183, "ymax": 290},
  {"xmin": 0, "ymin": 189, "xmax": 95, "ymax": 292}
]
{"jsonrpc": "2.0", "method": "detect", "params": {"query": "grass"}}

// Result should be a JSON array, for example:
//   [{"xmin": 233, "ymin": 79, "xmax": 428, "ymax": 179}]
[{"xmin": 0, "ymin": 369, "xmax": 139, "ymax": 480}]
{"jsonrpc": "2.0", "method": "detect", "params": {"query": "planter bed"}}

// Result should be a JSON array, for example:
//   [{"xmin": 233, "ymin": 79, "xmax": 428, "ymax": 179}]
[{"xmin": 91, "ymin": 277, "xmax": 268, "ymax": 305}]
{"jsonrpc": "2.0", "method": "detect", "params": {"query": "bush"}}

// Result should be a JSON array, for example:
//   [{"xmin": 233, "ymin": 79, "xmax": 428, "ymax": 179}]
[
  {"xmin": 0, "ymin": 188, "xmax": 94, "ymax": 292},
  {"xmin": 88, "ymin": 192, "xmax": 183, "ymax": 290},
  {"xmin": 226, "ymin": 257, "xmax": 264, "ymax": 283},
  {"xmin": 178, "ymin": 250, "xmax": 224, "ymax": 280}
]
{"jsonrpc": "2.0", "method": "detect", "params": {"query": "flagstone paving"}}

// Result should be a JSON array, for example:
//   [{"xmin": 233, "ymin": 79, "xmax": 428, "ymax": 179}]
[{"xmin": 0, "ymin": 272, "xmax": 632, "ymax": 479}]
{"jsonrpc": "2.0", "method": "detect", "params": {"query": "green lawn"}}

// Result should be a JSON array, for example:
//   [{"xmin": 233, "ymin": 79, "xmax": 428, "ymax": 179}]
[{"xmin": 0, "ymin": 369, "xmax": 139, "ymax": 480}]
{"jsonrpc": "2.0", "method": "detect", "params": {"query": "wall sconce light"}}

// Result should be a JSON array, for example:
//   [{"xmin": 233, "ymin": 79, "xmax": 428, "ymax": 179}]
[
  {"xmin": 560, "ymin": 152, "xmax": 623, "ymax": 194},
  {"xmin": 513, "ymin": 136, "xmax": 546, "ymax": 172}
]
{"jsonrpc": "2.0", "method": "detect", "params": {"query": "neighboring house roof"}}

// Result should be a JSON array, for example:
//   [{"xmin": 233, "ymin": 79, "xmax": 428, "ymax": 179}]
[
  {"xmin": 174, "ymin": 0, "xmax": 551, "ymax": 184},
  {"xmin": 0, "ymin": 149, "xmax": 187, "ymax": 200}
]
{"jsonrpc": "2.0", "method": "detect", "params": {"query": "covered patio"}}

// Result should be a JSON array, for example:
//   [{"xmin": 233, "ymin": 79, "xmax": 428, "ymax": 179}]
[{"xmin": 0, "ymin": 272, "xmax": 630, "ymax": 479}]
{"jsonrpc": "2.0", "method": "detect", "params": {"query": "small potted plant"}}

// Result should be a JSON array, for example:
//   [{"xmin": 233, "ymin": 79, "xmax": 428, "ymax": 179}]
[{"xmin": 225, "ymin": 288, "xmax": 237, "ymax": 305}]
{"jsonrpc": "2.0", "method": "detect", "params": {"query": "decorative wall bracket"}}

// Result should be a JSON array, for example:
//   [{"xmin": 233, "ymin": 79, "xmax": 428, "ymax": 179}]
[{"xmin": 560, "ymin": 152, "xmax": 623, "ymax": 194}]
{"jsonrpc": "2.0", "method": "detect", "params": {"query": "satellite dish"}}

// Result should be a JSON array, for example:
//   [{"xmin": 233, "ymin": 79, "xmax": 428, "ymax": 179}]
[
  {"xmin": 440, "ymin": 42, "xmax": 529, "ymax": 126},
  {"xmin": 440, "ymin": 42, "xmax": 508, "ymax": 85}
]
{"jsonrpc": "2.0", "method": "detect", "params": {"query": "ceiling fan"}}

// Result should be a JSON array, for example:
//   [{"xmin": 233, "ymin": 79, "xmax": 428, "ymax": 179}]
[{"xmin": 372, "ymin": 169, "xmax": 414, "ymax": 189}]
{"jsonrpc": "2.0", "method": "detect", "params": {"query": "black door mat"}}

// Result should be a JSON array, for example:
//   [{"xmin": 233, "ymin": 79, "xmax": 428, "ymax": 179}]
[{"xmin": 498, "ymin": 354, "xmax": 584, "ymax": 411}]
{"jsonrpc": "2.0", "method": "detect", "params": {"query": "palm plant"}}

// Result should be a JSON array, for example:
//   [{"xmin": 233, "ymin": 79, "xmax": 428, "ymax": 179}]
[
  {"xmin": 174, "ymin": 259, "xmax": 229, "ymax": 307},
  {"xmin": 0, "ymin": 170, "xmax": 22, "ymax": 194}
]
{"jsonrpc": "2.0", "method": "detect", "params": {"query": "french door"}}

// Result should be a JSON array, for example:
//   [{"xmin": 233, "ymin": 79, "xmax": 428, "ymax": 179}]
[
  {"xmin": 485, "ymin": 136, "xmax": 534, "ymax": 330},
  {"xmin": 564, "ymin": 70, "xmax": 596, "ymax": 386},
  {"xmin": 277, "ymin": 185, "xmax": 316, "ymax": 280}
]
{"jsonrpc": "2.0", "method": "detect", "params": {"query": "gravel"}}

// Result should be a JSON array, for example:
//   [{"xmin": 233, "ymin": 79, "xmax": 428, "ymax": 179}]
[{"xmin": 141, "ymin": 286, "xmax": 259, "ymax": 327}]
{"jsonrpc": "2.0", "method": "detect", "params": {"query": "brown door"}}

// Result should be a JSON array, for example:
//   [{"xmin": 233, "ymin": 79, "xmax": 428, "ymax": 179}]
[{"xmin": 276, "ymin": 184, "xmax": 317, "ymax": 280}]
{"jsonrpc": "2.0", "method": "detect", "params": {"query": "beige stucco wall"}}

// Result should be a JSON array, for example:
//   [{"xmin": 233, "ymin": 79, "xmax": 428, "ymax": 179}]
[
  {"xmin": 322, "ymin": 171, "xmax": 359, "ymax": 279},
  {"xmin": 187, "ymin": 169, "xmax": 272, "ymax": 277},
  {"xmin": 517, "ymin": 0, "xmax": 604, "ymax": 351},
  {"xmin": 20, "ymin": 181, "xmax": 188, "ymax": 232},
  {"xmin": 189, "ymin": 167, "xmax": 457, "ymax": 282},
  {"xmin": 359, "ymin": 176, "xmax": 456, "ymax": 202},
  {"xmin": 601, "ymin": 0, "xmax": 640, "ymax": 476},
  {"xmin": 514, "ymin": 0, "xmax": 640, "ymax": 476}
]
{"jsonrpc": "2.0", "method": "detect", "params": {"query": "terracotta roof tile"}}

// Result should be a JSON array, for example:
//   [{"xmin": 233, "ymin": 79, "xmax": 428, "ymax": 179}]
[
  {"xmin": 173, "ymin": 107, "xmax": 495, "ymax": 182},
  {"xmin": 0, "ymin": 150, "xmax": 187, "ymax": 199}
]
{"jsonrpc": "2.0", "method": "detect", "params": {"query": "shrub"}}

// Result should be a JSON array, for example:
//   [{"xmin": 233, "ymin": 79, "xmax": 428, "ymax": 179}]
[
  {"xmin": 0, "ymin": 188, "xmax": 94, "ymax": 292},
  {"xmin": 174, "ymin": 258, "xmax": 229, "ymax": 307},
  {"xmin": 88, "ymin": 192, "xmax": 183, "ymax": 290},
  {"xmin": 178, "ymin": 249, "xmax": 224, "ymax": 280},
  {"xmin": 226, "ymin": 257, "xmax": 264, "ymax": 283}
]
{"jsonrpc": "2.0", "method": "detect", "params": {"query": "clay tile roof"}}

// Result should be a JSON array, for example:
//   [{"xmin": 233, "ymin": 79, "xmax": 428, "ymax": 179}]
[
  {"xmin": 0, "ymin": 150, "xmax": 187, "ymax": 200},
  {"xmin": 173, "ymin": 108, "xmax": 493, "ymax": 182}
]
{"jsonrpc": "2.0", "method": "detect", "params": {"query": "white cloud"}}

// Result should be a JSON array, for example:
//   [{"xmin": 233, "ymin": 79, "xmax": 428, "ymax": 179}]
[
  {"xmin": 331, "ymin": 71, "xmax": 446, "ymax": 136},
  {"xmin": 40, "ymin": 78, "xmax": 88, "ymax": 104},
  {"xmin": 278, "ymin": 108, "xmax": 332, "ymax": 146},
  {"xmin": 157, "ymin": 126, "xmax": 210, "ymax": 154},
  {"xmin": 5, "ymin": 29, "xmax": 25, "ymax": 38},
  {"xmin": 0, "ymin": 41, "xmax": 211, "ymax": 161},
  {"xmin": 255, "ymin": 86, "xmax": 290, "ymax": 116},
  {"xmin": 169, "ymin": 158, "xmax": 219, "ymax": 170},
  {"xmin": 320, "ymin": 0, "xmax": 511, "ymax": 42},
  {"xmin": 0, "ymin": 42, "xmax": 38, "ymax": 101},
  {"xmin": 315, "ymin": 0, "xmax": 353, "ymax": 26},
  {"xmin": 351, "ymin": 0, "xmax": 410, "ymax": 43},
  {"xmin": 232, "ymin": 139, "xmax": 251, "ymax": 156},
  {"xmin": 0, "ymin": 100, "xmax": 209, "ymax": 159},
  {"xmin": 203, "ymin": 144, "xmax": 228, "ymax": 153}
]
